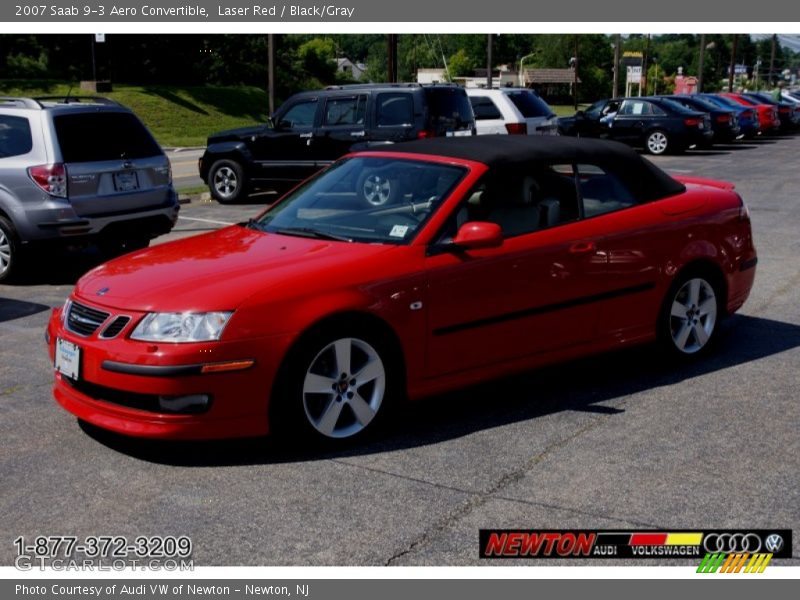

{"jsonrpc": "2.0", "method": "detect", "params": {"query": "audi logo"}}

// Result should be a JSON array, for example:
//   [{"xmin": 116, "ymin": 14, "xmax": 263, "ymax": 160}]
[{"xmin": 703, "ymin": 533, "xmax": 762, "ymax": 553}]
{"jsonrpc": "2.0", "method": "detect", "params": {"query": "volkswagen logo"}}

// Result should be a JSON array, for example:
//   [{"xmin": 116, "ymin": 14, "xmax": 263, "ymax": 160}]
[
  {"xmin": 703, "ymin": 533, "xmax": 762, "ymax": 554},
  {"xmin": 765, "ymin": 534, "xmax": 784, "ymax": 553}
]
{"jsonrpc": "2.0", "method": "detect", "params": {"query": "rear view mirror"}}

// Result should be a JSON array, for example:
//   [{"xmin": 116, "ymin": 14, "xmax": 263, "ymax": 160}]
[{"xmin": 575, "ymin": 110, "xmax": 585, "ymax": 118}]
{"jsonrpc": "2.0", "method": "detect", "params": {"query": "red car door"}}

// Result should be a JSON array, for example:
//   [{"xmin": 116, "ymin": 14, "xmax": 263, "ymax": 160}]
[
  {"xmin": 423, "ymin": 168, "xmax": 608, "ymax": 377},
  {"xmin": 575, "ymin": 164, "xmax": 673, "ymax": 343}
]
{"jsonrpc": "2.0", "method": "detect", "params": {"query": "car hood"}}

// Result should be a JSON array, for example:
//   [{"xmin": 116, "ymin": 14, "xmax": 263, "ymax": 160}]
[
  {"xmin": 75, "ymin": 226, "xmax": 396, "ymax": 312},
  {"xmin": 207, "ymin": 124, "xmax": 267, "ymax": 143}
]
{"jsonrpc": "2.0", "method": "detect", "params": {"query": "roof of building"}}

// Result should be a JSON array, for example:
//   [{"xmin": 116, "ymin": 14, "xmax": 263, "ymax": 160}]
[{"xmin": 523, "ymin": 68, "xmax": 582, "ymax": 84}]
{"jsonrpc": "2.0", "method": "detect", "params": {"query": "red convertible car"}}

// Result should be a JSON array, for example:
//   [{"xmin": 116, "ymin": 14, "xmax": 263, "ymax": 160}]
[{"xmin": 47, "ymin": 136, "xmax": 757, "ymax": 444}]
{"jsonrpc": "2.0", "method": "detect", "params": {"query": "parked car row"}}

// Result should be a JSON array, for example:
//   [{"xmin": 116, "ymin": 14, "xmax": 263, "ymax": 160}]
[{"xmin": 557, "ymin": 92, "xmax": 800, "ymax": 155}]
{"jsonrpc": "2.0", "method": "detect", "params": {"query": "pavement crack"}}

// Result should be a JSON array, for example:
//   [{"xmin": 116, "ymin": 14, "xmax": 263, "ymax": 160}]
[
  {"xmin": 379, "ymin": 411, "xmax": 619, "ymax": 565},
  {"xmin": 491, "ymin": 495, "xmax": 661, "ymax": 529}
]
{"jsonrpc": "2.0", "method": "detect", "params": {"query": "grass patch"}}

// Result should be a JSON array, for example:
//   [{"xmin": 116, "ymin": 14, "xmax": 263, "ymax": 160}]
[
  {"xmin": 550, "ymin": 104, "xmax": 588, "ymax": 117},
  {"xmin": 0, "ymin": 80, "xmax": 269, "ymax": 147}
]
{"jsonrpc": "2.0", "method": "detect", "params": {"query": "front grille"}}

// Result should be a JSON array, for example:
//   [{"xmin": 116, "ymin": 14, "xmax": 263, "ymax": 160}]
[
  {"xmin": 100, "ymin": 316, "xmax": 131, "ymax": 339},
  {"xmin": 67, "ymin": 301, "xmax": 110, "ymax": 337}
]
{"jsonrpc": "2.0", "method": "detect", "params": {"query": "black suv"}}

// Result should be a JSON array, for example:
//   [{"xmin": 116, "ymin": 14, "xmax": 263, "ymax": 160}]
[
  {"xmin": 199, "ymin": 83, "xmax": 475, "ymax": 203},
  {"xmin": 558, "ymin": 97, "xmax": 713, "ymax": 155}
]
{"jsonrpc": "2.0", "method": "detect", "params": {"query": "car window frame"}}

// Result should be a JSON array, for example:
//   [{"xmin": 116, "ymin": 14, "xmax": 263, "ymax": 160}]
[
  {"xmin": 276, "ymin": 97, "xmax": 320, "ymax": 130},
  {"xmin": 375, "ymin": 92, "xmax": 415, "ymax": 129},
  {"xmin": 0, "ymin": 114, "xmax": 34, "ymax": 159},
  {"xmin": 320, "ymin": 94, "xmax": 369, "ymax": 128}
]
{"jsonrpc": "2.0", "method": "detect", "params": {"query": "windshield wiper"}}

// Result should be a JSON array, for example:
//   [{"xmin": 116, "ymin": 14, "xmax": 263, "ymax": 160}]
[{"xmin": 273, "ymin": 227, "xmax": 353, "ymax": 243}]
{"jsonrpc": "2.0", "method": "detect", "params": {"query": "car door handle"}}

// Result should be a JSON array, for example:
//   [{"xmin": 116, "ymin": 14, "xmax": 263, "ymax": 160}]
[
  {"xmin": 569, "ymin": 241, "xmax": 597, "ymax": 254},
  {"xmin": 350, "ymin": 131, "xmax": 366, "ymax": 137}
]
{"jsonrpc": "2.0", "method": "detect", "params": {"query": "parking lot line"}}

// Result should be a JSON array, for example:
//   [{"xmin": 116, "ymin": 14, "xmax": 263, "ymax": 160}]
[{"xmin": 178, "ymin": 215, "xmax": 235, "ymax": 226}]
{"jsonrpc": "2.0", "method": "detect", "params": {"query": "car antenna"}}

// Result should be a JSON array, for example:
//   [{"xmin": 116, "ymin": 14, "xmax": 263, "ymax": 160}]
[{"xmin": 64, "ymin": 85, "xmax": 74, "ymax": 104}]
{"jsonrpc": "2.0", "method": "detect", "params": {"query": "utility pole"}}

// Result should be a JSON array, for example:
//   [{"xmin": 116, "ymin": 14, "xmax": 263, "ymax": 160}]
[
  {"xmin": 612, "ymin": 34, "xmax": 621, "ymax": 98},
  {"xmin": 641, "ymin": 34, "xmax": 650, "ymax": 96},
  {"xmin": 387, "ymin": 34, "xmax": 398, "ymax": 83},
  {"xmin": 487, "ymin": 33, "xmax": 492, "ymax": 89},
  {"xmin": 769, "ymin": 33, "xmax": 777, "ymax": 87},
  {"xmin": 572, "ymin": 35, "xmax": 579, "ymax": 110},
  {"xmin": 728, "ymin": 34, "xmax": 738, "ymax": 92},
  {"xmin": 697, "ymin": 34, "xmax": 706, "ymax": 93},
  {"xmin": 267, "ymin": 34, "xmax": 276, "ymax": 116}
]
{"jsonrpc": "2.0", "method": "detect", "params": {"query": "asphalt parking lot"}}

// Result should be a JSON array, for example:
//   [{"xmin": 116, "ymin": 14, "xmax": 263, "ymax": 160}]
[{"xmin": 1, "ymin": 134, "xmax": 799, "ymax": 567}]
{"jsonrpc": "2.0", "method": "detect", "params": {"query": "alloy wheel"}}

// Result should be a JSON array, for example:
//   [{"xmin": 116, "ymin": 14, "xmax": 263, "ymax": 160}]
[
  {"xmin": 0, "ymin": 228, "xmax": 10, "ymax": 277},
  {"xmin": 213, "ymin": 166, "xmax": 239, "ymax": 200},
  {"xmin": 302, "ymin": 337, "xmax": 386, "ymax": 439},
  {"xmin": 647, "ymin": 131, "xmax": 668, "ymax": 154},
  {"xmin": 669, "ymin": 278, "xmax": 717, "ymax": 354}
]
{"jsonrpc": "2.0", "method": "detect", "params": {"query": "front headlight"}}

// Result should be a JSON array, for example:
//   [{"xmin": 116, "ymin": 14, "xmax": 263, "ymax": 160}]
[
  {"xmin": 61, "ymin": 298, "xmax": 72, "ymax": 325},
  {"xmin": 131, "ymin": 311, "xmax": 233, "ymax": 343}
]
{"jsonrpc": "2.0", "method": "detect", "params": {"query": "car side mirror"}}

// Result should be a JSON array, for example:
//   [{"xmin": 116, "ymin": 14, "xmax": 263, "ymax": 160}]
[
  {"xmin": 575, "ymin": 110, "xmax": 585, "ymax": 119},
  {"xmin": 452, "ymin": 222, "xmax": 503, "ymax": 250}
]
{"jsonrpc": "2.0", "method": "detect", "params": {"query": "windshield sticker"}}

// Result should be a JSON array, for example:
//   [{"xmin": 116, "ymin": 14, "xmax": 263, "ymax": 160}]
[{"xmin": 389, "ymin": 224, "xmax": 409, "ymax": 238}]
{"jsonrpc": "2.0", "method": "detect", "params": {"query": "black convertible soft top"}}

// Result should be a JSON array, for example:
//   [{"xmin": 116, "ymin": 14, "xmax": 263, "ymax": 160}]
[{"xmin": 384, "ymin": 135, "xmax": 686, "ymax": 202}]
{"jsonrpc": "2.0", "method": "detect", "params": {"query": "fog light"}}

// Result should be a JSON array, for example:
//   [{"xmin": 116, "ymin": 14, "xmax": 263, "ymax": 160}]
[{"xmin": 158, "ymin": 394, "xmax": 210, "ymax": 414}]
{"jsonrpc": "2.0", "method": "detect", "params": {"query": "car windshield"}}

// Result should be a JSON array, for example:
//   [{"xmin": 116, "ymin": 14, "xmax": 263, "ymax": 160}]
[{"xmin": 253, "ymin": 157, "xmax": 467, "ymax": 244}]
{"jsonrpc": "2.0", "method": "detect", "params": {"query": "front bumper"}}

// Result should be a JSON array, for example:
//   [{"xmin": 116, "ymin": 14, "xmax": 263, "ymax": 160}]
[{"xmin": 47, "ymin": 304, "xmax": 294, "ymax": 440}]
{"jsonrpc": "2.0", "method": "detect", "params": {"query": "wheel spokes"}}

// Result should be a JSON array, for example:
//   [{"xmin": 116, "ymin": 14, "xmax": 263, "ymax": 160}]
[
  {"xmin": 333, "ymin": 339, "xmax": 352, "ymax": 376},
  {"xmin": 674, "ymin": 321, "xmax": 693, "ymax": 350},
  {"xmin": 303, "ymin": 372, "xmax": 337, "ymax": 395},
  {"xmin": 671, "ymin": 300, "xmax": 687, "ymax": 318},
  {"xmin": 353, "ymin": 359, "xmax": 382, "ymax": 385},
  {"xmin": 348, "ymin": 392, "xmax": 376, "ymax": 426},
  {"xmin": 315, "ymin": 398, "xmax": 345, "ymax": 436}
]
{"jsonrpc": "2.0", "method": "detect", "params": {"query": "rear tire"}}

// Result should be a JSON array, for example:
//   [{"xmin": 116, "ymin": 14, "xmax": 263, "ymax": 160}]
[
  {"xmin": 209, "ymin": 159, "xmax": 247, "ymax": 204},
  {"xmin": 0, "ymin": 216, "xmax": 20, "ymax": 283},
  {"xmin": 645, "ymin": 130, "xmax": 670, "ymax": 155},
  {"xmin": 657, "ymin": 270, "xmax": 722, "ymax": 359}
]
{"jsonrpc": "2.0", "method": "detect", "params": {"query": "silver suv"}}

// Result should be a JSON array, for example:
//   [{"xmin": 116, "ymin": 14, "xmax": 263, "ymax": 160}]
[{"xmin": 0, "ymin": 96, "xmax": 179, "ymax": 282}]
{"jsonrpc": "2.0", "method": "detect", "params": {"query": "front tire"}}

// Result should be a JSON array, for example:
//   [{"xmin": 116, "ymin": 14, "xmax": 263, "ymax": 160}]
[
  {"xmin": 271, "ymin": 324, "xmax": 399, "ymax": 445},
  {"xmin": 209, "ymin": 159, "xmax": 246, "ymax": 204},
  {"xmin": 658, "ymin": 273, "xmax": 721, "ymax": 357},
  {"xmin": 645, "ymin": 130, "xmax": 670, "ymax": 155},
  {"xmin": 0, "ymin": 216, "xmax": 20, "ymax": 283}
]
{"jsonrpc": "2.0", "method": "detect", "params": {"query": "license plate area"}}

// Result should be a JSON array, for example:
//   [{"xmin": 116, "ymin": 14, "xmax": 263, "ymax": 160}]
[
  {"xmin": 55, "ymin": 338, "xmax": 81, "ymax": 381},
  {"xmin": 113, "ymin": 171, "xmax": 140, "ymax": 192}
]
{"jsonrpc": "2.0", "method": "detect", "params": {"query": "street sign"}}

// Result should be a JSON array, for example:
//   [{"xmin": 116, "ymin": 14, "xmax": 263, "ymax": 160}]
[{"xmin": 626, "ymin": 66, "xmax": 642, "ymax": 84}]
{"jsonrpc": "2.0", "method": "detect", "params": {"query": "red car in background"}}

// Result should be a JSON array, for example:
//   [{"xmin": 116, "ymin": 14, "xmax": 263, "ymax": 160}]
[
  {"xmin": 47, "ymin": 136, "xmax": 757, "ymax": 446},
  {"xmin": 718, "ymin": 92, "xmax": 781, "ymax": 133}
]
